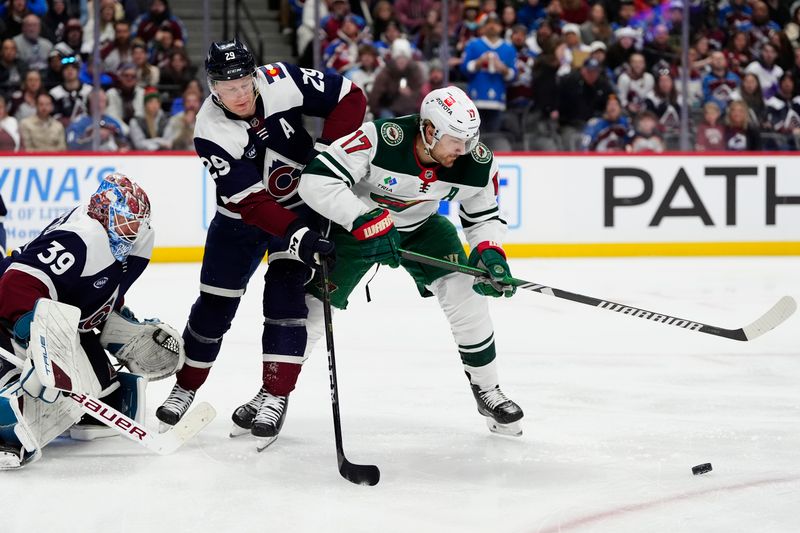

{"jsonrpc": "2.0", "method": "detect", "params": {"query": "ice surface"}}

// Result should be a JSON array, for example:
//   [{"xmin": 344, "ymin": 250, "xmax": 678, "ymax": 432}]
[{"xmin": 2, "ymin": 257, "xmax": 798, "ymax": 533}]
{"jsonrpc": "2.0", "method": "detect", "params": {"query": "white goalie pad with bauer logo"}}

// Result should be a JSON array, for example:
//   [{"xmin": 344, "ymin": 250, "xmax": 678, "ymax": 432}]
[{"xmin": 99, "ymin": 310, "xmax": 185, "ymax": 381}]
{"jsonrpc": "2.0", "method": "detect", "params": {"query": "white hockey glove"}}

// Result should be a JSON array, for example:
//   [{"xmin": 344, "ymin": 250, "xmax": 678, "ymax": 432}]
[{"xmin": 100, "ymin": 308, "xmax": 185, "ymax": 381}]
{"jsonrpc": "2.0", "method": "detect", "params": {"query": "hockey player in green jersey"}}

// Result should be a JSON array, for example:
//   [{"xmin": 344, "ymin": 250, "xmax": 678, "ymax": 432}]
[{"xmin": 295, "ymin": 86, "xmax": 524, "ymax": 436}]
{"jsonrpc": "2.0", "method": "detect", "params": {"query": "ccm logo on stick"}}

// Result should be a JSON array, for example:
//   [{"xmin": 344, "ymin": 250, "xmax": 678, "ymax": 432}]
[{"xmin": 70, "ymin": 393, "xmax": 147, "ymax": 440}]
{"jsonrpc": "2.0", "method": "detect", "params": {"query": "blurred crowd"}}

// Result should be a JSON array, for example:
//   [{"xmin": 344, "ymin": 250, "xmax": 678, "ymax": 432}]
[
  {"xmin": 0, "ymin": 0, "xmax": 198, "ymax": 152},
  {"xmin": 3, "ymin": 0, "xmax": 800, "ymax": 154},
  {"xmin": 288, "ymin": 0, "xmax": 800, "ymax": 152}
]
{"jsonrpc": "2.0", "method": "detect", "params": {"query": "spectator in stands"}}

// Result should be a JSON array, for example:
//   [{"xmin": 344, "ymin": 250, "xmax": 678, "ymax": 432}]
[
  {"xmin": 148, "ymin": 20, "xmax": 177, "ymax": 68},
  {"xmin": 49, "ymin": 54, "xmax": 91, "ymax": 125},
  {"xmin": 344, "ymin": 44, "xmax": 381, "ymax": 108},
  {"xmin": 557, "ymin": 56, "xmax": 613, "ymax": 149},
  {"xmin": 606, "ymin": 26, "xmax": 637, "ymax": 73},
  {"xmin": 524, "ymin": 17, "xmax": 556, "ymax": 56},
  {"xmin": 461, "ymin": 12, "xmax": 515, "ymax": 132},
  {"xmin": 66, "ymin": 89, "xmax": 129, "ymax": 151},
  {"xmin": 82, "ymin": 0, "xmax": 122, "ymax": 56},
  {"xmin": 13, "ymin": 14, "xmax": 52, "ymax": 73},
  {"xmin": 508, "ymin": 24, "xmax": 536, "ymax": 110},
  {"xmin": 0, "ymin": 93, "xmax": 21, "ymax": 151},
  {"xmin": 100, "ymin": 19, "xmax": 133, "ymax": 73},
  {"xmin": 416, "ymin": 8, "xmax": 444, "ymax": 61},
  {"xmin": 163, "ymin": 86, "xmax": 199, "ymax": 150},
  {"xmin": 580, "ymin": 3, "xmax": 612, "ymax": 46},
  {"xmin": 419, "ymin": 58, "xmax": 445, "ymax": 100},
  {"xmin": 42, "ymin": 0, "xmax": 69, "ymax": 43},
  {"xmin": 393, "ymin": 0, "xmax": 435, "ymax": 35},
  {"xmin": 500, "ymin": 4, "xmax": 517, "ymax": 39},
  {"xmin": 541, "ymin": 0, "xmax": 565, "ymax": 31},
  {"xmin": 324, "ymin": 13, "xmax": 367, "ymax": 75},
  {"xmin": 617, "ymin": 52, "xmax": 653, "ymax": 116},
  {"xmin": 786, "ymin": 3, "xmax": 800, "ymax": 46},
  {"xmin": 371, "ymin": 1, "xmax": 395, "ymax": 41},
  {"xmin": 457, "ymin": 0, "xmax": 482, "ymax": 55},
  {"xmin": 702, "ymin": 51, "xmax": 740, "ymax": 112},
  {"xmin": 129, "ymin": 86, "xmax": 169, "ymax": 150},
  {"xmin": 19, "ymin": 92, "xmax": 66, "ymax": 151},
  {"xmin": 1, "ymin": 0, "xmax": 30, "ymax": 40},
  {"xmin": 731, "ymin": 72, "xmax": 767, "ymax": 128},
  {"xmin": 642, "ymin": 24, "xmax": 677, "ymax": 70},
  {"xmin": 724, "ymin": 100, "xmax": 762, "ymax": 150},
  {"xmin": 562, "ymin": 22, "xmax": 590, "ymax": 69},
  {"xmin": 131, "ymin": 37, "xmax": 158, "ymax": 87},
  {"xmin": 792, "ymin": 47, "xmax": 800, "ymax": 96},
  {"xmin": 770, "ymin": 31, "xmax": 795, "ymax": 72},
  {"xmin": 131, "ymin": 0, "xmax": 187, "ymax": 47},
  {"xmin": 747, "ymin": 1, "xmax": 781, "ymax": 56},
  {"xmin": 9, "ymin": 68, "xmax": 41, "ymax": 119},
  {"xmin": 764, "ymin": 72, "xmax": 800, "ymax": 149},
  {"xmin": 725, "ymin": 30, "xmax": 751, "ymax": 77},
  {"xmin": 561, "ymin": 0, "xmax": 589, "ymax": 25},
  {"xmin": 629, "ymin": 110, "xmax": 664, "ymax": 153},
  {"xmin": 54, "ymin": 18, "xmax": 83, "ymax": 59},
  {"xmin": 695, "ymin": 101, "xmax": 726, "ymax": 151},
  {"xmin": 42, "ymin": 48, "xmax": 64, "ymax": 88},
  {"xmin": 645, "ymin": 68, "xmax": 681, "ymax": 134},
  {"xmin": 581, "ymin": 94, "xmax": 632, "ymax": 152},
  {"xmin": 718, "ymin": 0, "xmax": 752, "ymax": 30},
  {"xmin": 690, "ymin": 34, "xmax": 712, "ymax": 72},
  {"xmin": 517, "ymin": 0, "xmax": 546, "ymax": 31},
  {"xmin": 296, "ymin": 0, "xmax": 329, "ymax": 66},
  {"xmin": 745, "ymin": 41, "xmax": 783, "ymax": 99},
  {"xmin": 321, "ymin": 0, "xmax": 363, "ymax": 50},
  {"xmin": 158, "ymin": 47, "xmax": 193, "ymax": 100},
  {"xmin": 368, "ymin": 37, "xmax": 423, "ymax": 119},
  {"xmin": 106, "ymin": 62, "xmax": 143, "ymax": 125},
  {"xmin": 0, "ymin": 37, "xmax": 25, "ymax": 91},
  {"xmin": 612, "ymin": 0, "xmax": 637, "ymax": 30}
]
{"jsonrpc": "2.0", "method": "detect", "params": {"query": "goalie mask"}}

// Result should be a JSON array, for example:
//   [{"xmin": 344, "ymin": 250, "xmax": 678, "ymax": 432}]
[
  {"xmin": 88, "ymin": 173, "xmax": 151, "ymax": 262},
  {"xmin": 419, "ymin": 86, "xmax": 481, "ymax": 155}
]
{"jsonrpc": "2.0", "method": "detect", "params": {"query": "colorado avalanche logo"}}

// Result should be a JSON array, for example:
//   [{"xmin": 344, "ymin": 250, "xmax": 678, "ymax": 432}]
[{"xmin": 266, "ymin": 159, "xmax": 301, "ymax": 199}]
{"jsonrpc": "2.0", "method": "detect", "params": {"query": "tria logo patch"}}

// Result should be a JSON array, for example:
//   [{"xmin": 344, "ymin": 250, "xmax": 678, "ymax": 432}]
[
  {"xmin": 384, "ymin": 176, "xmax": 397, "ymax": 186},
  {"xmin": 380, "ymin": 122, "xmax": 403, "ymax": 146}
]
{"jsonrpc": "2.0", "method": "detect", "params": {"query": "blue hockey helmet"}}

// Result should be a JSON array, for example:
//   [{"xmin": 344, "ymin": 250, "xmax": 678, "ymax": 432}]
[{"xmin": 88, "ymin": 173, "xmax": 151, "ymax": 262}]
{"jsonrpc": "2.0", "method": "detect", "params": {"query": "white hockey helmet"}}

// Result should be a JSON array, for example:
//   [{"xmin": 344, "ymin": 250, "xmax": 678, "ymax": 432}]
[{"xmin": 419, "ymin": 86, "xmax": 481, "ymax": 154}]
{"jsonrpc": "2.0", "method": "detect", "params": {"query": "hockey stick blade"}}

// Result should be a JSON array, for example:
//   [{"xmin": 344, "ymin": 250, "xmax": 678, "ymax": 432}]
[
  {"xmin": 339, "ymin": 454, "xmax": 381, "ymax": 486},
  {"xmin": 399, "ymin": 249, "xmax": 796, "ymax": 342},
  {"xmin": 0, "ymin": 346, "xmax": 216, "ymax": 454}
]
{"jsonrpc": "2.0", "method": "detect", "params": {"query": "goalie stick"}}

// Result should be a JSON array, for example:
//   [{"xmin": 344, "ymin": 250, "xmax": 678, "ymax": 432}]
[
  {"xmin": 399, "ymin": 249, "xmax": 796, "ymax": 342},
  {"xmin": 320, "ymin": 259, "xmax": 380, "ymax": 486},
  {"xmin": 0, "ymin": 346, "xmax": 216, "ymax": 455}
]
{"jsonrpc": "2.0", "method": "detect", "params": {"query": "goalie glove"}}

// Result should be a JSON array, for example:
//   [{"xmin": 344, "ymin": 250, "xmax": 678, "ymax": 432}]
[
  {"xmin": 468, "ymin": 241, "xmax": 516, "ymax": 298},
  {"xmin": 351, "ymin": 208, "xmax": 401, "ymax": 268},
  {"xmin": 100, "ymin": 308, "xmax": 185, "ymax": 381}
]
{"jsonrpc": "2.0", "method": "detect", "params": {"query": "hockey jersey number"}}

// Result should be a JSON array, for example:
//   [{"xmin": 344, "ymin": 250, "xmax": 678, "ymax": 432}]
[
  {"xmin": 36, "ymin": 241, "xmax": 76, "ymax": 275},
  {"xmin": 340, "ymin": 130, "xmax": 372, "ymax": 154}
]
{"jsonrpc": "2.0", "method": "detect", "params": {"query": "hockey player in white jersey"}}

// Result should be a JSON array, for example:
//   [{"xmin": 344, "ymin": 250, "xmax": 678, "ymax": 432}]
[
  {"xmin": 294, "ymin": 86, "xmax": 524, "ymax": 435},
  {"xmin": 0, "ymin": 174, "xmax": 184, "ymax": 469}
]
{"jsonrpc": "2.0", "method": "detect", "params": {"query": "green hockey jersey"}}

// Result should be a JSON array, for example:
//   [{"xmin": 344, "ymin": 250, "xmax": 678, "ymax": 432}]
[{"xmin": 298, "ymin": 114, "xmax": 506, "ymax": 246}]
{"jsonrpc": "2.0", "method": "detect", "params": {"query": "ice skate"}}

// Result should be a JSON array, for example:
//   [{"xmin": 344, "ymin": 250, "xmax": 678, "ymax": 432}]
[
  {"xmin": 230, "ymin": 387, "xmax": 268, "ymax": 438},
  {"xmin": 156, "ymin": 383, "xmax": 196, "ymax": 433},
  {"xmin": 252, "ymin": 392, "xmax": 288, "ymax": 452},
  {"xmin": 0, "ymin": 443, "xmax": 23, "ymax": 470},
  {"xmin": 470, "ymin": 384, "xmax": 523, "ymax": 437}
]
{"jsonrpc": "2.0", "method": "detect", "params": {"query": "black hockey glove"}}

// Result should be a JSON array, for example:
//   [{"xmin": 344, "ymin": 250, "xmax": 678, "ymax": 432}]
[
  {"xmin": 351, "ymin": 208, "xmax": 401, "ymax": 268},
  {"xmin": 468, "ymin": 241, "xmax": 516, "ymax": 298},
  {"xmin": 286, "ymin": 221, "xmax": 336, "ymax": 269}
]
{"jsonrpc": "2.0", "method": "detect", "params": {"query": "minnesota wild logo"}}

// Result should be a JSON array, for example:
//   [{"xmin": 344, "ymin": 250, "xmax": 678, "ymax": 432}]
[
  {"xmin": 471, "ymin": 142, "xmax": 492, "ymax": 164},
  {"xmin": 381, "ymin": 122, "xmax": 404, "ymax": 146}
]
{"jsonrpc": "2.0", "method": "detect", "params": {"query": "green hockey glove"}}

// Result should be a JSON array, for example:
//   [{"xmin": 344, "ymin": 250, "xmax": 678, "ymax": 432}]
[
  {"xmin": 468, "ymin": 241, "xmax": 516, "ymax": 298},
  {"xmin": 351, "ymin": 208, "xmax": 401, "ymax": 268}
]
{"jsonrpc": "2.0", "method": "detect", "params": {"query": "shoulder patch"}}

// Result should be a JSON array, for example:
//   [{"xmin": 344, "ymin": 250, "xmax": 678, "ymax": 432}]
[
  {"xmin": 380, "ymin": 122, "xmax": 404, "ymax": 146},
  {"xmin": 471, "ymin": 142, "xmax": 492, "ymax": 164}
]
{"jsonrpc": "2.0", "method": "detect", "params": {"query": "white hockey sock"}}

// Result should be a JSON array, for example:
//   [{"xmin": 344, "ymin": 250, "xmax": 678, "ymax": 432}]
[{"xmin": 463, "ymin": 360, "xmax": 499, "ymax": 390}]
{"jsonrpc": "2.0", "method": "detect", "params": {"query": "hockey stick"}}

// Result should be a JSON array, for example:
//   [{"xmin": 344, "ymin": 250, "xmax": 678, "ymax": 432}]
[
  {"xmin": 0, "ymin": 346, "xmax": 216, "ymax": 455},
  {"xmin": 399, "ymin": 249, "xmax": 796, "ymax": 342},
  {"xmin": 320, "ymin": 259, "xmax": 380, "ymax": 486}
]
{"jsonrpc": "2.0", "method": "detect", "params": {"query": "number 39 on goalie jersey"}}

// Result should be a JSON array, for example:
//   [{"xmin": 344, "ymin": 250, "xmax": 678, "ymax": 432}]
[
  {"xmin": 299, "ymin": 114, "xmax": 506, "ymax": 246},
  {"xmin": 0, "ymin": 207, "xmax": 154, "ymax": 332}
]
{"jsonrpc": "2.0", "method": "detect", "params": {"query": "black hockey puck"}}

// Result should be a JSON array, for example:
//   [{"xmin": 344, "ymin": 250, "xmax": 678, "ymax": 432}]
[{"xmin": 692, "ymin": 463, "xmax": 712, "ymax": 475}]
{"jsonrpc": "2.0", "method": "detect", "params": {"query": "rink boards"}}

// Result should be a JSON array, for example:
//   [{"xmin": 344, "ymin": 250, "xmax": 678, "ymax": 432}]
[{"xmin": 1, "ymin": 151, "xmax": 798, "ymax": 259}]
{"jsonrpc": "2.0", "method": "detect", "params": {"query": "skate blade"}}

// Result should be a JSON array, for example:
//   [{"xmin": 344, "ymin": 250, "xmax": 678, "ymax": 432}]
[
  {"xmin": 255, "ymin": 436, "xmax": 278, "ymax": 452},
  {"xmin": 158, "ymin": 421, "xmax": 173, "ymax": 434},
  {"xmin": 229, "ymin": 423, "xmax": 250, "ymax": 438},
  {"xmin": 0, "ymin": 453, "xmax": 22, "ymax": 470},
  {"xmin": 486, "ymin": 418, "xmax": 522, "ymax": 437}
]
